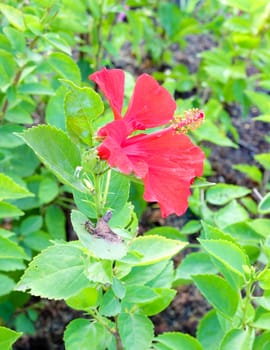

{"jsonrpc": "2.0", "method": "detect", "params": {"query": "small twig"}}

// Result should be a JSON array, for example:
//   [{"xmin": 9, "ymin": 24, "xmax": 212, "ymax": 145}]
[
  {"xmin": 261, "ymin": 170, "xmax": 270, "ymax": 196},
  {"xmin": 253, "ymin": 187, "xmax": 263, "ymax": 202},
  {"xmin": 238, "ymin": 139, "xmax": 257, "ymax": 153}
]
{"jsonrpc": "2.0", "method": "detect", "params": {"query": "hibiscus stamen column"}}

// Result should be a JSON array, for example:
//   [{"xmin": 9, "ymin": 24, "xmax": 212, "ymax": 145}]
[{"xmin": 171, "ymin": 108, "xmax": 204, "ymax": 134}]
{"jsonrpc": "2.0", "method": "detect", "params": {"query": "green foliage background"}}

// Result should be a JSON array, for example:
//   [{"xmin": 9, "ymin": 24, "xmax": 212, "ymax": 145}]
[{"xmin": 0, "ymin": 0, "xmax": 270, "ymax": 349}]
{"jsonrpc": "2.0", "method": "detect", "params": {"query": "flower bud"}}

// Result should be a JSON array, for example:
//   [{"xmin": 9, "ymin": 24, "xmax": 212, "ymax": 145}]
[{"xmin": 82, "ymin": 149, "xmax": 108, "ymax": 175}]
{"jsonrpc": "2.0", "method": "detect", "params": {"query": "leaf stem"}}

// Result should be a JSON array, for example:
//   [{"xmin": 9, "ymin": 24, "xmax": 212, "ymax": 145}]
[
  {"xmin": 241, "ymin": 276, "xmax": 254, "ymax": 328},
  {"xmin": 102, "ymin": 169, "xmax": 111, "ymax": 207}
]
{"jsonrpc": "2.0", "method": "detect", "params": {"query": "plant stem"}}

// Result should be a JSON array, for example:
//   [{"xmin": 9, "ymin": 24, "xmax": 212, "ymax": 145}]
[
  {"xmin": 102, "ymin": 169, "xmax": 111, "ymax": 207},
  {"xmin": 93, "ymin": 174, "xmax": 103, "ymax": 218},
  {"xmin": 241, "ymin": 276, "xmax": 254, "ymax": 328},
  {"xmin": 0, "ymin": 65, "xmax": 25, "ymax": 124},
  {"xmin": 115, "ymin": 333, "xmax": 124, "ymax": 350},
  {"xmin": 115, "ymin": 317, "xmax": 124, "ymax": 350},
  {"xmin": 261, "ymin": 170, "xmax": 270, "ymax": 196}
]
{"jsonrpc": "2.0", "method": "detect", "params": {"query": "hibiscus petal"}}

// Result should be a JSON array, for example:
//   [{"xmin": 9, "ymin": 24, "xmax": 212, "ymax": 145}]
[
  {"xmin": 124, "ymin": 74, "xmax": 176, "ymax": 131},
  {"xmin": 89, "ymin": 68, "xmax": 124, "ymax": 120},
  {"xmin": 124, "ymin": 129, "xmax": 204, "ymax": 175},
  {"xmin": 97, "ymin": 120, "xmax": 135, "ymax": 174},
  {"xmin": 123, "ymin": 129, "xmax": 204, "ymax": 217},
  {"xmin": 143, "ymin": 169, "xmax": 192, "ymax": 217}
]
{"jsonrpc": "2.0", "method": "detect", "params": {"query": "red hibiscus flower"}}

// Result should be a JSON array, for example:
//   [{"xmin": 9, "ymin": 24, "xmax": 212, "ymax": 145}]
[{"xmin": 89, "ymin": 68, "xmax": 205, "ymax": 218}]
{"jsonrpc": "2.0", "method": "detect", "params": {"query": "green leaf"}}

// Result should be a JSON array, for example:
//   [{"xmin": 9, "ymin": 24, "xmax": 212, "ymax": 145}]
[
  {"xmin": 112, "ymin": 278, "xmax": 126, "ymax": 299},
  {"xmin": 247, "ymin": 219, "xmax": 270, "ymax": 237},
  {"xmin": 158, "ymin": 3, "xmax": 181, "ymax": 38},
  {"xmin": 16, "ymin": 243, "xmax": 89, "ymax": 299},
  {"xmin": 122, "ymin": 261, "xmax": 170, "ymax": 286},
  {"xmin": 201, "ymin": 221, "xmax": 244, "ymax": 250},
  {"xmin": 252, "ymin": 307, "xmax": 270, "ymax": 330},
  {"xmin": 86, "ymin": 258, "xmax": 113, "ymax": 284},
  {"xmin": 258, "ymin": 193, "xmax": 270, "ymax": 214},
  {"xmin": 17, "ymin": 125, "xmax": 84, "ymax": 192},
  {"xmin": 38, "ymin": 177, "xmax": 59, "ymax": 204},
  {"xmin": 0, "ymin": 326, "xmax": 22, "ymax": 350},
  {"xmin": 255, "ymin": 153, "xmax": 270, "ymax": 170},
  {"xmin": 0, "ymin": 236, "xmax": 28, "ymax": 260},
  {"xmin": 259, "ymin": 268, "xmax": 270, "ymax": 291},
  {"xmin": 18, "ymin": 82, "xmax": 55, "ymax": 95},
  {"xmin": 64, "ymin": 80, "xmax": 104, "ymax": 146},
  {"xmin": 73, "ymin": 170, "xmax": 130, "ymax": 219},
  {"xmin": 123, "ymin": 285, "xmax": 158, "ymax": 304},
  {"xmin": 240, "ymin": 197, "xmax": 258, "ymax": 215},
  {"xmin": 219, "ymin": 328, "xmax": 255, "ymax": 350},
  {"xmin": 45, "ymin": 86, "xmax": 67, "ymax": 129},
  {"xmin": 215, "ymin": 200, "xmax": 249, "ymax": 229},
  {"xmin": 24, "ymin": 14, "xmax": 43, "ymax": 34},
  {"xmin": 107, "ymin": 171, "xmax": 130, "ymax": 213},
  {"xmin": 224, "ymin": 221, "xmax": 263, "ymax": 244},
  {"xmin": 100, "ymin": 289, "xmax": 121, "ymax": 317},
  {"xmin": 199, "ymin": 239, "xmax": 249, "ymax": 277},
  {"xmin": 64, "ymin": 319, "xmax": 112, "ymax": 350},
  {"xmin": 48, "ymin": 52, "xmax": 81, "ymax": 84},
  {"xmin": 0, "ymin": 124, "xmax": 25, "ymax": 148},
  {"xmin": 254, "ymin": 114, "xmax": 270, "ymax": 123},
  {"xmin": 45, "ymin": 205, "xmax": 66, "ymax": 240},
  {"xmin": 192, "ymin": 274, "xmax": 239, "ymax": 319},
  {"xmin": 233, "ymin": 164, "xmax": 262, "ymax": 183},
  {"xmin": 140, "ymin": 288, "xmax": 176, "ymax": 316},
  {"xmin": 154, "ymin": 332, "xmax": 203, "ymax": 350},
  {"xmin": 23, "ymin": 230, "xmax": 51, "ymax": 252},
  {"xmin": 174, "ymin": 252, "xmax": 218, "ymax": 284},
  {"xmin": 3, "ymin": 27, "xmax": 25, "ymax": 53},
  {"xmin": 5, "ymin": 103, "xmax": 33, "ymax": 124},
  {"xmin": 180, "ymin": 220, "xmax": 202, "ymax": 235},
  {"xmin": 72, "ymin": 189, "xmax": 96, "ymax": 218},
  {"xmin": 255, "ymin": 291, "xmax": 270, "ymax": 311},
  {"xmin": 191, "ymin": 177, "xmax": 216, "ymax": 189},
  {"xmin": 147, "ymin": 261, "xmax": 174, "ymax": 289},
  {"xmin": 144, "ymin": 226, "xmax": 186, "ymax": 241},
  {"xmin": 0, "ymin": 202, "xmax": 24, "ymax": 218},
  {"xmin": 206, "ymin": 184, "xmax": 250, "ymax": 205},
  {"xmin": 2, "ymin": 144, "xmax": 39, "ymax": 177},
  {"xmin": 14, "ymin": 313, "xmax": 35, "ymax": 335},
  {"xmin": 197, "ymin": 310, "xmax": 224, "ymax": 350},
  {"xmin": 44, "ymin": 33, "xmax": 71, "ymax": 55},
  {"xmin": 253, "ymin": 331, "xmax": 270, "ymax": 350},
  {"xmin": 193, "ymin": 120, "xmax": 237, "ymax": 148},
  {"xmin": 118, "ymin": 313, "xmax": 154, "ymax": 350},
  {"xmin": 0, "ymin": 173, "xmax": 33, "ymax": 200},
  {"xmin": 71, "ymin": 210, "xmax": 127, "ymax": 261},
  {"xmin": 245, "ymin": 90, "xmax": 270, "ymax": 115},
  {"xmin": 0, "ymin": 4, "xmax": 25, "ymax": 31},
  {"xmin": 109, "ymin": 202, "xmax": 134, "ymax": 230},
  {"xmin": 0, "ymin": 259, "xmax": 25, "ymax": 272},
  {"xmin": 20, "ymin": 215, "xmax": 42, "ymax": 234},
  {"xmin": 66, "ymin": 287, "xmax": 99, "ymax": 311},
  {"xmin": 0, "ymin": 49, "xmax": 16, "ymax": 89},
  {"xmin": 0, "ymin": 274, "xmax": 15, "ymax": 297},
  {"xmin": 121, "ymin": 235, "xmax": 186, "ymax": 266}
]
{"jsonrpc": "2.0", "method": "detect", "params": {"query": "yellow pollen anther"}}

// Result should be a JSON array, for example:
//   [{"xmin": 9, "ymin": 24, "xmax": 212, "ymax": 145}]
[{"xmin": 171, "ymin": 108, "xmax": 204, "ymax": 134}]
